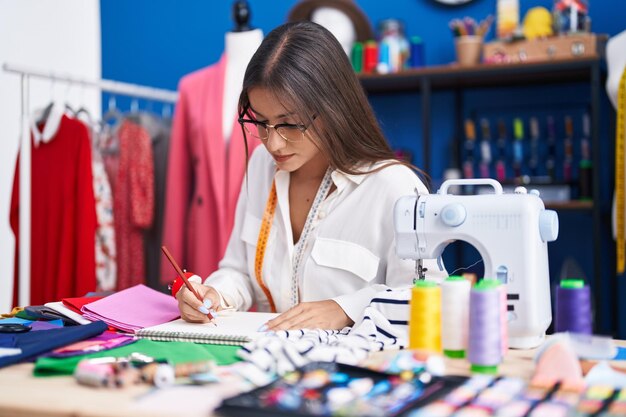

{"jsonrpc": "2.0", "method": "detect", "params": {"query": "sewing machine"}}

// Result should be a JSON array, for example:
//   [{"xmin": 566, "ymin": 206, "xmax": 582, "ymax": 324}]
[{"xmin": 394, "ymin": 179, "xmax": 559, "ymax": 349}]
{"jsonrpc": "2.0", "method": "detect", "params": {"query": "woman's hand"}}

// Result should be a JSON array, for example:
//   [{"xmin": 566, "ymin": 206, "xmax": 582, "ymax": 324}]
[
  {"xmin": 176, "ymin": 283, "xmax": 222, "ymax": 323},
  {"xmin": 265, "ymin": 300, "xmax": 354, "ymax": 331}
]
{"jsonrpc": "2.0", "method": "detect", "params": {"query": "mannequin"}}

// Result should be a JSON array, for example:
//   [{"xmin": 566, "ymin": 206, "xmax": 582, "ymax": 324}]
[
  {"xmin": 222, "ymin": 1, "xmax": 263, "ymax": 141},
  {"xmin": 608, "ymin": 30, "xmax": 626, "ymax": 240},
  {"xmin": 161, "ymin": 0, "xmax": 263, "ymax": 284},
  {"xmin": 606, "ymin": 30, "xmax": 626, "ymax": 110},
  {"xmin": 311, "ymin": 7, "xmax": 356, "ymax": 57}
]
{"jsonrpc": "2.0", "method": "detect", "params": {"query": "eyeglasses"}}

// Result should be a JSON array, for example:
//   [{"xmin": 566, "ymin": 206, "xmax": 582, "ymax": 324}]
[{"xmin": 238, "ymin": 115, "xmax": 315, "ymax": 143}]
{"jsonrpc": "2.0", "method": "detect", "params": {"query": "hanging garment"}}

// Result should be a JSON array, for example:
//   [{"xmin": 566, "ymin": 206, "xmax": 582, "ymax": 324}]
[
  {"xmin": 75, "ymin": 112, "xmax": 117, "ymax": 291},
  {"xmin": 10, "ymin": 115, "xmax": 97, "ymax": 306},
  {"xmin": 126, "ymin": 112, "xmax": 171, "ymax": 291},
  {"xmin": 103, "ymin": 119, "xmax": 154, "ymax": 291},
  {"xmin": 160, "ymin": 54, "xmax": 260, "ymax": 284},
  {"xmin": 90, "ymin": 130, "xmax": 117, "ymax": 291}
]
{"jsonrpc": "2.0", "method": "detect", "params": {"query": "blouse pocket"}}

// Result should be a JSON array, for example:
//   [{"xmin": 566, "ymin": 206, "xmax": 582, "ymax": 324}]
[
  {"xmin": 240, "ymin": 212, "xmax": 275, "ymax": 246},
  {"xmin": 311, "ymin": 238, "xmax": 380, "ymax": 282}
]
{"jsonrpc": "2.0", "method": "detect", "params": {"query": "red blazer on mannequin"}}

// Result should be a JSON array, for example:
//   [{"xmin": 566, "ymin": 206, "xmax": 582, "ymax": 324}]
[{"xmin": 161, "ymin": 55, "xmax": 259, "ymax": 284}]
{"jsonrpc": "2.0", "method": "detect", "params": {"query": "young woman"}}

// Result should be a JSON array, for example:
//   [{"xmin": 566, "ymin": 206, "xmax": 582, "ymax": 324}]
[{"xmin": 176, "ymin": 21, "xmax": 444, "ymax": 330}]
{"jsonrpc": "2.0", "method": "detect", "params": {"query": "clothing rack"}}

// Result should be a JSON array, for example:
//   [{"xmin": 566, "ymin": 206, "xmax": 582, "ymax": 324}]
[{"xmin": 2, "ymin": 63, "xmax": 178, "ymax": 307}]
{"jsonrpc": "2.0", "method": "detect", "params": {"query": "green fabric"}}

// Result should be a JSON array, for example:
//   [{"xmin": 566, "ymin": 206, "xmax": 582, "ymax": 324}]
[
  {"xmin": 15, "ymin": 310, "xmax": 40, "ymax": 321},
  {"xmin": 34, "ymin": 339, "xmax": 241, "ymax": 377}
]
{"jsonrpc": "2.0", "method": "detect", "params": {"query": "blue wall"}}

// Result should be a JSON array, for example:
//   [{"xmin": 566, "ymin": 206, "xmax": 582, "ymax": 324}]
[{"xmin": 101, "ymin": 0, "xmax": 624, "ymax": 336}]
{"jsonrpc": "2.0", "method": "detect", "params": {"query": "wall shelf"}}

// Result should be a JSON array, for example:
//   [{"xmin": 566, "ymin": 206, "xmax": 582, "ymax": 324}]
[{"xmin": 359, "ymin": 56, "xmax": 607, "ymax": 331}]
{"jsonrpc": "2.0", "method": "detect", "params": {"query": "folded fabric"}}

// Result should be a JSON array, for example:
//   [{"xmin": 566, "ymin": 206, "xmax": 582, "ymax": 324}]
[
  {"xmin": 80, "ymin": 284, "xmax": 180, "ymax": 333},
  {"xmin": 48, "ymin": 331, "xmax": 136, "ymax": 358},
  {"xmin": 0, "ymin": 334, "xmax": 17, "ymax": 348},
  {"xmin": 29, "ymin": 321, "xmax": 64, "ymax": 331},
  {"xmin": 62, "ymin": 295, "xmax": 106, "ymax": 315},
  {"xmin": 238, "ymin": 287, "xmax": 411, "ymax": 375},
  {"xmin": 35, "ymin": 339, "xmax": 241, "ymax": 376},
  {"xmin": 44, "ymin": 301, "xmax": 92, "ymax": 325},
  {"xmin": 0, "ymin": 321, "xmax": 108, "ymax": 368},
  {"xmin": 25, "ymin": 305, "xmax": 81, "ymax": 326}
]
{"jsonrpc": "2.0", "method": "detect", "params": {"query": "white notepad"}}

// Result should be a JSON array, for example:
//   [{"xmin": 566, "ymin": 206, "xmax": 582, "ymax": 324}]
[{"xmin": 135, "ymin": 312, "xmax": 278, "ymax": 346}]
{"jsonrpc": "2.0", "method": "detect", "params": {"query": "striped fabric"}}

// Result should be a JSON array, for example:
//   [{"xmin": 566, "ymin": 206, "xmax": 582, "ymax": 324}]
[{"xmin": 238, "ymin": 287, "xmax": 412, "ymax": 375}]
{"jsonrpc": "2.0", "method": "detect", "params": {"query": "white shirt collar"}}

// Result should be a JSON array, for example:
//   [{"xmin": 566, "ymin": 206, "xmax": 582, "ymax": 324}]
[{"xmin": 30, "ymin": 102, "xmax": 65, "ymax": 147}]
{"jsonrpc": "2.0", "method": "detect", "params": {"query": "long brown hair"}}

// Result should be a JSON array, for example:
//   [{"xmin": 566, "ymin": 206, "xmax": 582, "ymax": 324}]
[{"xmin": 238, "ymin": 21, "xmax": 425, "ymax": 181}]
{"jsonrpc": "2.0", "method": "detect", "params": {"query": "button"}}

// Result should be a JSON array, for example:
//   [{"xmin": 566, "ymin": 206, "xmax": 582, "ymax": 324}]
[
  {"xmin": 197, "ymin": 196, "xmax": 203, "ymax": 205},
  {"xmin": 440, "ymin": 203, "xmax": 466, "ymax": 227},
  {"xmin": 318, "ymin": 210, "xmax": 326, "ymax": 219}
]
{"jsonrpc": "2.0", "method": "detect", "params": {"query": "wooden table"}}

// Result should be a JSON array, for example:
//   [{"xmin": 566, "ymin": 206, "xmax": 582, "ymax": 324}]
[{"xmin": 0, "ymin": 348, "xmax": 542, "ymax": 417}]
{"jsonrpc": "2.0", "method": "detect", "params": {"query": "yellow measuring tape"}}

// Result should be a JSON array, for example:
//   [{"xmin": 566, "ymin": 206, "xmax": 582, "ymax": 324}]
[
  {"xmin": 616, "ymin": 68, "xmax": 626, "ymax": 274},
  {"xmin": 255, "ymin": 181, "xmax": 278, "ymax": 313}
]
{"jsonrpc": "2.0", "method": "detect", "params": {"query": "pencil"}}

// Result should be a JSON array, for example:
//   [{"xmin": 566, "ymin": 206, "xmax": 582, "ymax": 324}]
[{"xmin": 161, "ymin": 245, "xmax": 215, "ymax": 321}]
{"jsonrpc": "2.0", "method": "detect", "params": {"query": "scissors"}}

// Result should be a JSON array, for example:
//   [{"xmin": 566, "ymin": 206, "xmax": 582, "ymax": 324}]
[{"xmin": 0, "ymin": 323, "xmax": 32, "ymax": 333}]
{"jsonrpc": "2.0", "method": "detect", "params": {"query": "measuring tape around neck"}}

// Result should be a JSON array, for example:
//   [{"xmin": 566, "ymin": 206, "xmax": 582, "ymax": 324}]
[
  {"xmin": 254, "ymin": 169, "xmax": 334, "ymax": 312},
  {"xmin": 255, "ymin": 181, "xmax": 278, "ymax": 313},
  {"xmin": 616, "ymin": 68, "xmax": 626, "ymax": 274}
]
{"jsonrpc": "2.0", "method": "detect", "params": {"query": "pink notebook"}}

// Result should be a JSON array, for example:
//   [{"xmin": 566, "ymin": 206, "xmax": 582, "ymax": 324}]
[{"xmin": 81, "ymin": 284, "xmax": 180, "ymax": 333}]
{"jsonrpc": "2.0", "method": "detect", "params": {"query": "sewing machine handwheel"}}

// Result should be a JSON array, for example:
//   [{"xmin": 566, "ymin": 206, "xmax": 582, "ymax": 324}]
[{"xmin": 539, "ymin": 210, "xmax": 559, "ymax": 242}]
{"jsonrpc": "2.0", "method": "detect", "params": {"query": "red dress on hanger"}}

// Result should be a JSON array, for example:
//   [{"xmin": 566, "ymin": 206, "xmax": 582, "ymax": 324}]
[
  {"xmin": 103, "ymin": 119, "xmax": 154, "ymax": 290},
  {"xmin": 10, "ymin": 115, "xmax": 97, "ymax": 306}
]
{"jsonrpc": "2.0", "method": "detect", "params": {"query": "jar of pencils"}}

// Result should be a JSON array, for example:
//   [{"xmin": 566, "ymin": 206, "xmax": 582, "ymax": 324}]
[
  {"xmin": 454, "ymin": 35, "xmax": 483, "ymax": 66},
  {"xmin": 450, "ymin": 16, "xmax": 493, "ymax": 67}
]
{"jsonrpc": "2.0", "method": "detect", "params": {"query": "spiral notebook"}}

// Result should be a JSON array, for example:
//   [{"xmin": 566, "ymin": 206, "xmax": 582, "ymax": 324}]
[{"xmin": 135, "ymin": 312, "xmax": 279, "ymax": 346}]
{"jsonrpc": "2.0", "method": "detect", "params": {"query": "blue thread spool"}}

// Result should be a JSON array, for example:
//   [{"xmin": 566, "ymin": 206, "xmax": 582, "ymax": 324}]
[
  {"xmin": 555, "ymin": 278, "xmax": 592, "ymax": 334},
  {"xmin": 468, "ymin": 279, "xmax": 502, "ymax": 374},
  {"xmin": 409, "ymin": 36, "xmax": 424, "ymax": 68},
  {"xmin": 377, "ymin": 41, "xmax": 390, "ymax": 74}
]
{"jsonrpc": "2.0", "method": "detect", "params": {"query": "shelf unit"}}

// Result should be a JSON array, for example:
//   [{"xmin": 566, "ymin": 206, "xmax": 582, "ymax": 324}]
[{"xmin": 358, "ymin": 56, "xmax": 606, "ymax": 329}]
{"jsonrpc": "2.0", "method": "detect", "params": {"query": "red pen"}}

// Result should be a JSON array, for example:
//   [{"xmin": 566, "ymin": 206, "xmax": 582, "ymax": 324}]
[{"xmin": 161, "ymin": 246, "xmax": 215, "ymax": 321}]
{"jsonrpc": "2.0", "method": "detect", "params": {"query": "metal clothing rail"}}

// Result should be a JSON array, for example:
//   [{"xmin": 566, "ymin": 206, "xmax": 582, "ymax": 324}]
[
  {"xmin": 3, "ymin": 63, "xmax": 179, "ymax": 103},
  {"xmin": 3, "ymin": 62, "xmax": 178, "ymax": 307}
]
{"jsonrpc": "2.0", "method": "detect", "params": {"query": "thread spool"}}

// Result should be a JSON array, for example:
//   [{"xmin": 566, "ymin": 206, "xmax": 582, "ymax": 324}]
[
  {"xmin": 579, "ymin": 160, "xmax": 592, "ymax": 200},
  {"xmin": 351, "ymin": 42, "xmax": 363, "ymax": 73},
  {"xmin": 377, "ymin": 42, "xmax": 390, "ymax": 74},
  {"xmin": 468, "ymin": 279, "xmax": 502, "ymax": 374},
  {"xmin": 74, "ymin": 359, "xmax": 138, "ymax": 388},
  {"xmin": 141, "ymin": 360, "xmax": 215, "ymax": 388},
  {"xmin": 555, "ymin": 279, "xmax": 592, "ymax": 334},
  {"xmin": 441, "ymin": 275, "xmax": 470, "ymax": 358},
  {"xmin": 364, "ymin": 41, "xmax": 378, "ymax": 74},
  {"xmin": 75, "ymin": 360, "xmax": 114, "ymax": 388},
  {"xmin": 409, "ymin": 36, "xmax": 424, "ymax": 68},
  {"xmin": 409, "ymin": 280, "xmax": 441, "ymax": 352}
]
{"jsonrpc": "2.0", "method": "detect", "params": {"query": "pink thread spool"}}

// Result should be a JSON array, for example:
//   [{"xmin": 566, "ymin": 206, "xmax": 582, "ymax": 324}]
[{"xmin": 499, "ymin": 283, "xmax": 509, "ymax": 356}]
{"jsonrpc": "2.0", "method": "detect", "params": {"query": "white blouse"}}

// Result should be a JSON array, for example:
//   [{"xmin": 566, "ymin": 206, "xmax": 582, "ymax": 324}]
[{"xmin": 205, "ymin": 146, "xmax": 445, "ymax": 321}]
